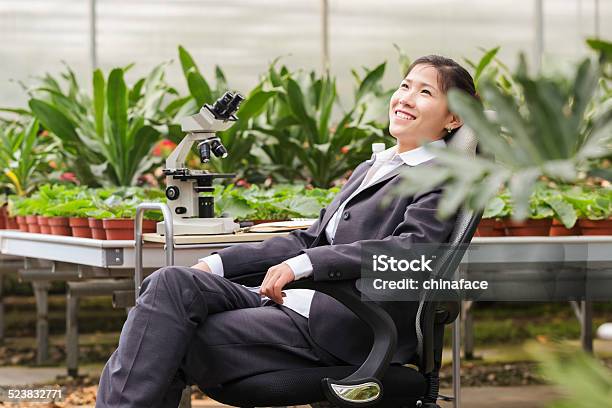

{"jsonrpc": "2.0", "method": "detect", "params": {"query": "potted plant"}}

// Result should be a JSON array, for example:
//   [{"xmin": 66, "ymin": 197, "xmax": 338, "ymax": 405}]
[
  {"xmin": 0, "ymin": 194, "xmax": 6, "ymax": 229},
  {"xmin": 8, "ymin": 196, "xmax": 29, "ymax": 232},
  {"xmin": 505, "ymin": 184, "xmax": 553, "ymax": 236},
  {"xmin": 568, "ymin": 186, "xmax": 612, "ymax": 235},
  {"xmin": 96, "ymin": 189, "xmax": 161, "ymax": 240},
  {"xmin": 545, "ymin": 185, "xmax": 581, "ymax": 236},
  {"xmin": 35, "ymin": 184, "xmax": 81, "ymax": 235},
  {"xmin": 476, "ymin": 194, "xmax": 511, "ymax": 236},
  {"xmin": 66, "ymin": 202, "xmax": 99, "ymax": 238},
  {"xmin": 23, "ymin": 197, "xmax": 41, "ymax": 233},
  {"xmin": 4, "ymin": 195, "xmax": 19, "ymax": 229},
  {"xmin": 38, "ymin": 187, "xmax": 89, "ymax": 236},
  {"xmin": 27, "ymin": 65, "xmax": 170, "ymax": 187}
]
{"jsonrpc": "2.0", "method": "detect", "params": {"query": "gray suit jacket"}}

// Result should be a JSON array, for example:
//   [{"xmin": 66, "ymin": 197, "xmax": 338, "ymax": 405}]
[{"xmin": 216, "ymin": 158, "xmax": 456, "ymax": 365}]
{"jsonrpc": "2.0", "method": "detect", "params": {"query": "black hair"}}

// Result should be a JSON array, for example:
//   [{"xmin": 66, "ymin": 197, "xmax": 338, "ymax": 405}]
[{"xmin": 405, "ymin": 55, "xmax": 479, "ymax": 142}]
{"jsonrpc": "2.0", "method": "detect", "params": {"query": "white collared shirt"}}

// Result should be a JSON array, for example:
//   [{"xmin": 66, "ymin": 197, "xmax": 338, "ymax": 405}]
[{"xmin": 200, "ymin": 139, "xmax": 446, "ymax": 317}]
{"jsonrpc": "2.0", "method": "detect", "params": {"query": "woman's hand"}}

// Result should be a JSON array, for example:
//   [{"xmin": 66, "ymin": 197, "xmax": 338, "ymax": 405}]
[
  {"xmin": 191, "ymin": 261, "xmax": 212, "ymax": 273},
  {"xmin": 260, "ymin": 263, "xmax": 295, "ymax": 304}
]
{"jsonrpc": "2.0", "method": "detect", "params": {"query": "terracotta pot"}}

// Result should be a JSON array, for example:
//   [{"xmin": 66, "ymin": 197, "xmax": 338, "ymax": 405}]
[
  {"xmin": 6, "ymin": 216, "xmax": 18, "ymax": 229},
  {"xmin": 0, "ymin": 205, "xmax": 6, "ymax": 229},
  {"xmin": 143, "ymin": 219, "xmax": 157, "ymax": 233},
  {"xmin": 103, "ymin": 218, "xmax": 134, "ymax": 240},
  {"xmin": 578, "ymin": 218, "xmax": 612, "ymax": 236},
  {"xmin": 69, "ymin": 217, "xmax": 92, "ymax": 238},
  {"xmin": 25, "ymin": 215, "xmax": 40, "ymax": 233},
  {"xmin": 505, "ymin": 218, "xmax": 552, "ymax": 236},
  {"xmin": 16, "ymin": 215, "xmax": 28, "ymax": 232},
  {"xmin": 475, "ymin": 218, "xmax": 506, "ymax": 237},
  {"xmin": 37, "ymin": 216, "xmax": 51, "ymax": 234},
  {"xmin": 549, "ymin": 218, "xmax": 581, "ymax": 236},
  {"xmin": 102, "ymin": 218, "xmax": 157, "ymax": 240},
  {"xmin": 48, "ymin": 216, "xmax": 72, "ymax": 236},
  {"xmin": 88, "ymin": 218, "xmax": 107, "ymax": 240}
]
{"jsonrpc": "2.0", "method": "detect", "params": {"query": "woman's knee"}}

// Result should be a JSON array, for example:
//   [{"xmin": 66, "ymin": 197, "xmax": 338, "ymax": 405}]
[{"xmin": 141, "ymin": 266, "xmax": 194, "ymax": 293}]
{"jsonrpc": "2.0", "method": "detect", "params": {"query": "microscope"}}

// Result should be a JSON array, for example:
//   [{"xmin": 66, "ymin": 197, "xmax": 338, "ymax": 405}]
[{"xmin": 156, "ymin": 91, "xmax": 244, "ymax": 235}]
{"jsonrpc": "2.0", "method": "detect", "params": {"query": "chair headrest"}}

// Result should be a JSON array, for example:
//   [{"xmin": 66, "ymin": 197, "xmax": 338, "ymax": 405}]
[
  {"xmin": 448, "ymin": 124, "xmax": 477, "ymax": 157},
  {"xmin": 448, "ymin": 110, "xmax": 496, "ymax": 157}
]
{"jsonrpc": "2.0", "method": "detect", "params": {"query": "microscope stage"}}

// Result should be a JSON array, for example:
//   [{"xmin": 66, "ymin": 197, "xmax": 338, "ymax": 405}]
[{"xmin": 157, "ymin": 217, "xmax": 239, "ymax": 236}]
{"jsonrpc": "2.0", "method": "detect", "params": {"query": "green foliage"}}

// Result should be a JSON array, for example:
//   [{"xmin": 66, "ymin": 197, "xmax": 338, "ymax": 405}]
[
  {"xmin": 482, "ymin": 192, "xmax": 512, "ymax": 219},
  {"xmin": 7, "ymin": 182, "xmax": 337, "ymax": 222},
  {"xmin": 529, "ymin": 343, "xmax": 612, "ymax": 408},
  {"xmin": 253, "ymin": 62, "xmax": 389, "ymax": 187},
  {"xmin": 0, "ymin": 119, "xmax": 55, "ymax": 196},
  {"xmin": 27, "ymin": 64, "xmax": 173, "ymax": 186},
  {"xmin": 7, "ymin": 185, "xmax": 166, "ymax": 220},
  {"xmin": 561, "ymin": 184, "xmax": 612, "ymax": 221},
  {"xmin": 214, "ymin": 184, "xmax": 338, "ymax": 220},
  {"xmin": 463, "ymin": 46, "xmax": 521, "ymax": 99},
  {"xmin": 482, "ymin": 182, "xmax": 611, "ymax": 227}
]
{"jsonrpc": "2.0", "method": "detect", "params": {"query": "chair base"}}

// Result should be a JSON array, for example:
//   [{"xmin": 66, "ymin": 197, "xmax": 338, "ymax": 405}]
[{"xmin": 203, "ymin": 365, "xmax": 427, "ymax": 407}]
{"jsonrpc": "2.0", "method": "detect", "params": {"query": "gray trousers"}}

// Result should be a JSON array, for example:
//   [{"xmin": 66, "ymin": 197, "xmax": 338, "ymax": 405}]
[{"xmin": 96, "ymin": 266, "xmax": 341, "ymax": 408}]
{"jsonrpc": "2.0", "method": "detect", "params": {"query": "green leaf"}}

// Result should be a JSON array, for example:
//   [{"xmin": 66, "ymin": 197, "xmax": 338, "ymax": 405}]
[
  {"xmin": 355, "ymin": 62, "xmax": 386, "ymax": 104},
  {"xmin": 92, "ymin": 69, "xmax": 105, "ymax": 138},
  {"xmin": 508, "ymin": 168, "xmax": 540, "ymax": 220},
  {"xmin": 474, "ymin": 46, "xmax": 500, "ymax": 84},
  {"xmin": 545, "ymin": 195, "xmax": 577, "ymax": 228},
  {"xmin": 28, "ymin": 99, "xmax": 80, "ymax": 147},
  {"xmin": 178, "ymin": 45, "xmax": 199, "ymax": 77},
  {"xmin": 236, "ymin": 90, "xmax": 276, "ymax": 120},
  {"xmin": 215, "ymin": 65, "xmax": 228, "ymax": 90},
  {"xmin": 187, "ymin": 71, "xmax": 212, "ymax": 106},
  {"xmin": 447, "ymin": 89, "xmax": 508, "ymax": 159},
  {"xmin": 285, "ymin": 78, "xmax": 319, "ymax": 142},
  {"xmin": 107, "ymin": 68, "xmax": 129, "ymax": 146}
]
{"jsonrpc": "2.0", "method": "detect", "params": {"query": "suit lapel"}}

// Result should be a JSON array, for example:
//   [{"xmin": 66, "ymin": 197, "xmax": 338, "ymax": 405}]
[
  {"xmin": 318, "ymin": 162, "xmax": 371, "ymax": 230},
  {"xmin": 314, "ymin": 157, "xmax": 438, "ymax": 242}
]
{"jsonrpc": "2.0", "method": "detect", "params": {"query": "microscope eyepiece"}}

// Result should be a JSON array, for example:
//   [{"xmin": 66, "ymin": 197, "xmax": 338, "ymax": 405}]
[
  {"xmin": 222, "ymin": 93, "xmax": 244, "ymax": 117},
  {"xmin": 210, "ymin": 91, "xmax": 244, "ymax": 119}
]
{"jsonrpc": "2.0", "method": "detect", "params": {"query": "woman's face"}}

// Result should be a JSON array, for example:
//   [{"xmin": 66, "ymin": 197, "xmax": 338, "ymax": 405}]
[{"xmin": 388, "ymin": 64, "xmax": 460, "ymax": 150}]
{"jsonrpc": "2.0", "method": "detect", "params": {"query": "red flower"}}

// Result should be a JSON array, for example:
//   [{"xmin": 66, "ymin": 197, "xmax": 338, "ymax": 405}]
[
  {"xmin": 236, "ymin": 179, "xmax": 251, "ymax": 188},
  {"xmin": 340, "ymin": 146, "xmax": 349, "ymax": 154},
  {"xmin": 153, "ymin": 139, "xmax": 177, "ymax": 157},
  {"xmin": 60, "ymin": 172, "xmax": 78, "ymax": 183}
]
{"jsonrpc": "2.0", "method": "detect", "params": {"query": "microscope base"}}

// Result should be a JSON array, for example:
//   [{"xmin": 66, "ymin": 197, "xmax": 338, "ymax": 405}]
[{"xmin": 157, "ymin": 218, "xmax": 239, "ymax": 236}]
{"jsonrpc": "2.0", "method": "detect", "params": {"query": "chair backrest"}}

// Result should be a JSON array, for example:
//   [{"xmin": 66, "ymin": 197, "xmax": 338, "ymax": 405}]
[{"xmin": 414, "ymin": 119, "xmax": 485, "ymax": 373}]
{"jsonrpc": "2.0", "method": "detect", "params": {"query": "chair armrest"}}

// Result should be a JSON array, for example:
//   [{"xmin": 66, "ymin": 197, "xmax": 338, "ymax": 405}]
[
  {"xmin": 436, "ymin": 302, "xmax": 459, "ymax": 324},
  {"xmin": 285, "ymin": 278, "xmax": 396, "ymax": 407}
]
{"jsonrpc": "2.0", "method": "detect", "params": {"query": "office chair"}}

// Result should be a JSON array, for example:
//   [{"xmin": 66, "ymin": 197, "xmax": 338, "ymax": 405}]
[{"xmin": 204, "ymin": 125, "xmax": 482, "ymax": 408}]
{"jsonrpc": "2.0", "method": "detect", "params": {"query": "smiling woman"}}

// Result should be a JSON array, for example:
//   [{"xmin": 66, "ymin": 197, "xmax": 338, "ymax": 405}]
[
  {"xmin": 389, "ymin": 55, "xmax": 479, "ymax": 152},
  {"xmin": 96, "ymin": 55, "xmax": 479, "ymax": 408}
]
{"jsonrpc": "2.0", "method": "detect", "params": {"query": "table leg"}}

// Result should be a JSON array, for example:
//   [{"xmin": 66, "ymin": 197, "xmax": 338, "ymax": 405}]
[
  {"xmin": 0, "ymin": 272, "xmax": 4, "ymax": 343},
  {"xmin": 452, "ymin": 306, "xmax": 462, "ymax": 408},
  {"xmin": 581, "ymin": 300, "xmax": 593, "ymax": 354},
  {"xmin": 461, "ymin": 301, "xmax": 474, "ymax": 360},
  {"xmin": 67, "ymin": 291, "xmax": 80, "ymax": 377},
  {"xmin": 32, "ymin": 281, "xmax": 51, "ymax": 364}
]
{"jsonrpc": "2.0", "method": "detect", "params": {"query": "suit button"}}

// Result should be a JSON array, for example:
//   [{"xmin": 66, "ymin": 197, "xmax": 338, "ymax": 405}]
[{"xmin": 342, "ymin": 211, "xmax": 350, "ymax": 220}]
